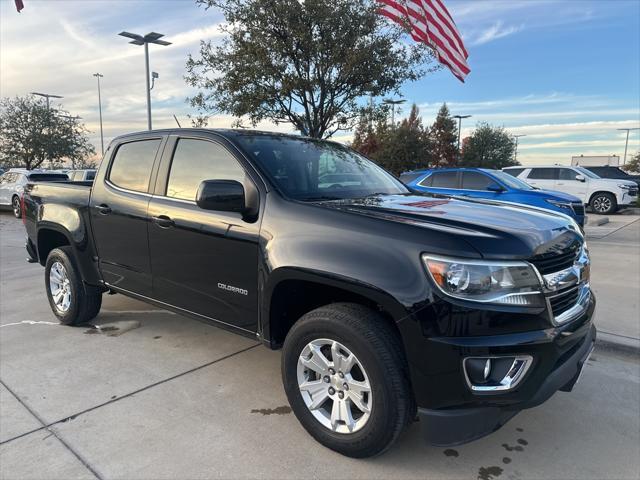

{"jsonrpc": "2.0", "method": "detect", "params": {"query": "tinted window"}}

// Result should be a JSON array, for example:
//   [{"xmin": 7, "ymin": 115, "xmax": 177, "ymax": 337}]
[
  {"xmin": 399, "ymin": 172, "xmax": 424, "ymax": 184},
  {"xmin": 234, "ymin": 135, "xmax": 407, "ymax": 200},
  {"xmin": 85, "ymin": 171, "xmax": 96, "ymax": 181},
  {"xmin": 528, "ymin": 168, "xmax": 559, "ymax": 180},
  {"xmin": 166, "ymin": 139, "xmax": 245, "ymax": 201},
  {"xmin": 504, "ymin": 168, "xmax": 524, "ymax": 177},
  {"xmin": 587, "ymin": 167, "xmax": 627, "ymax": 179},
  {"xmin": 27, "ymin": 173, "xmax": 68, "ymax": 181},
  {"xmin": 559, "ymin": 168, "xmax": 579, "ymax": 180},
  {"xmin": 109, "ymin": 139, "xmax": 161, "ymax": 192},
  {"xmin": 462, "ymin": 172, "xmax": 494, "ymax": 190},
  {"xmin": 430, "ymin": 171, "xmax": 458, "ymax": 188}
]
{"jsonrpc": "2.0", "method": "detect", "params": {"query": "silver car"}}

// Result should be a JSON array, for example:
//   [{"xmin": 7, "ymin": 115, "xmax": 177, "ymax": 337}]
[{"xmin": 0, "ymin": 169, "xmax": 69, "ymax": 218}]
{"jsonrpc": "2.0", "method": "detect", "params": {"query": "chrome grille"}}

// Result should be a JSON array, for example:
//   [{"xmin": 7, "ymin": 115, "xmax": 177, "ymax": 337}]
[
  {"xmin": 549, "ymin": 287, "xmax": 580, "ymax": 317},
  {"xmin": 529, "ymin": 247, "xmax": 580, "ymax": 275}
]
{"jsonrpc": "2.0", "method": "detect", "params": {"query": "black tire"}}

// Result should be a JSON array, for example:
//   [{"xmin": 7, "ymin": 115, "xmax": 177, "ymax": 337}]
[
  {"xmin": 590, "ymin": 192, "xmax": 617, "ymax": 215},
  {"xmin": 281, "ymin": 302, "xmax": 414, "ymax": 458},
  {"xmin": 12, "ymin": 195, "xmax": 21, "ymax": 218},
  {"xmin": 44, "ymin": 246, "xmax": 102, "ymax": 325}
]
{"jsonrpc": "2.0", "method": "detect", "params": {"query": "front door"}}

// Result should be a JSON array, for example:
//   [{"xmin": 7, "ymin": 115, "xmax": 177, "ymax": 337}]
[
  {"xmin": 556, "ymin": 168, "xmax": 588, "ymax": 199},
  {"xmin": 89, "ymin": 137, "xmax": 165, "ymax": 296},
  {"xmin": 148, "ymin": 136, "xmax": 260, "ymax": 333}
]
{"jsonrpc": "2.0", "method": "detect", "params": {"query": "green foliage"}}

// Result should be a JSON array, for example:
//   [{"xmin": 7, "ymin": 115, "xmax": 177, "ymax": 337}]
[
  {"xmin": 186, "ymin": 0, "xmax": 434, "ymax": 138},
  {"xmin": 0, "ymin": 96, "xmax": 95, "ymax": 170},
  {"xmin": 460, "ymin": 122, "xmax": 519, "ymax": 169},
  {"xmin": 622, "ymin": 151, "xmax": 640, "ymax": 174},
  {"xmin": 430, "ymin": 103, "xmax": 458, "ymax": 167},
  {"xmin": 352, "ymin": 103, "xmax": 432, "ymax": 176}
]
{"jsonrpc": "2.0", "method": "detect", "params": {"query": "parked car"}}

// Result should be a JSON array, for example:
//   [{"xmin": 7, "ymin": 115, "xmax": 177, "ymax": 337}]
[
  {"xmin": 400, "ymin": 168, "xmax": 586, "ymax": 227},
  {"xmin": 67, "ymin": 169, "xmax": 97, "ymax": 182},
  {"xmin": 503, "ymin": 165, "xmax": 638, "ymax": 214},
  {"xmin": 0, "ymin": 169, "xmax": 69, "ymax": 218},
  {"xmin": 583, "ymin": 165, "xmax": 640, "ymax": 188},
  {"xmin": 22, "ymin": 129, "xmax": 595, "ymax": 458}
]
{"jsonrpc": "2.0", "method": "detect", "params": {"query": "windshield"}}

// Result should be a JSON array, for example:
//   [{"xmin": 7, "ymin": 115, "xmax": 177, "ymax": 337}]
[
  {"xmin": 590, "ymin": 167, "xmax": 629, "ymax": 179},
  {"xmin": 490, "ymin": 170, "xmax": 534, "ymax": 190},
  {"xmin": 234, "ymin": 135, "xmax": 409, "ymax": 200},
  {"xmin": 574, "ymin": 166, "xmax": 600, "ymax": 179}
]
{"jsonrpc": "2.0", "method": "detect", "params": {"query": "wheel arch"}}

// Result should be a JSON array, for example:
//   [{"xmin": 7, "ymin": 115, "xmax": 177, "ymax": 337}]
[
  {"xmin": 262, "ymin": 267, "xmax": 408, "ymax": 349},
  {"xmin": 588, "ymin": 190, "xmax": 617, "ymax": 205}
]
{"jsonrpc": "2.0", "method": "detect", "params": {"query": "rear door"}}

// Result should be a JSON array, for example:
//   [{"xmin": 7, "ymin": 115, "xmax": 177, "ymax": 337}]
[
  {"xmin": 0, "ymin": 173, "xmax": 14, "ymax": 205},
  {"xmin": 147, "ymin": 134, "xmax": 261, "ymax": 333},
  {"xmin": 89, "ymin": 136, "xmax": 166, "ymax": 296},
  {"xmin": 525, "ymin": 167, "xmax": 559, "ymax": 190},
  {"xmin": 417, "ymin": 171, "xmax": 460, "ymax": 195}
]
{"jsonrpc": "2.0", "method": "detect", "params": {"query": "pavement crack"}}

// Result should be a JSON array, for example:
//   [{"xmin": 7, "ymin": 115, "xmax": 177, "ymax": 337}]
[
  {"xmin": 0, "ymin": 379, "xmax": 104, "ymax": 480},
  {"xmin": 0, "ymin": 343, "xmax": 261, "ymax": 447}
]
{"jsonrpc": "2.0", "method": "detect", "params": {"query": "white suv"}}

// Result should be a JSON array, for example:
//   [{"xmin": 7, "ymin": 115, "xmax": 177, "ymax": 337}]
[
  {"xmin": 503, "ymin": 165, "xmax": 638, "ymax": 215},
  {"xmin": 0, "ymin": 169, "xmax": 69, "ymax": 218}
]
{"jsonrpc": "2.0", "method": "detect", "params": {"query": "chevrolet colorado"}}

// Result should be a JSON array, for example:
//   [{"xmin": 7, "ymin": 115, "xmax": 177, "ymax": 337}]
[{"xmin": 22, "ymin": 129, "xmax": 596, "ymax": 458}]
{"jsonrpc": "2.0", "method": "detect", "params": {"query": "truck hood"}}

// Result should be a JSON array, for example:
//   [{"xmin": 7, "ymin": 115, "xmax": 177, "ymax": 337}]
[
  {"xmin": 591, "ymin": 178, "xmax": 637, "ymax": 188},
  {"xmin": 319, "ymin": 194, "xmax": 583, "ymax": 260}
]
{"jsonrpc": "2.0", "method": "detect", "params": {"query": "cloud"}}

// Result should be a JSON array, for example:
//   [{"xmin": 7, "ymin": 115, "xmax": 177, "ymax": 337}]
[{"xmin": 472, "ymin": 21, "xmax": 524, "ymax": 46}]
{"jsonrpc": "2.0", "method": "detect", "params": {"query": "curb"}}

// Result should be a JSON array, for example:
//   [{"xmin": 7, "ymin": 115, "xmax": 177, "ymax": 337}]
[
  {"xmin": 596, "ymin": 331, "xmax": 640, "ymax": 356},
  {"xmin": 588, "ymin": 216, "xmax": 609, "ymax": 227}
]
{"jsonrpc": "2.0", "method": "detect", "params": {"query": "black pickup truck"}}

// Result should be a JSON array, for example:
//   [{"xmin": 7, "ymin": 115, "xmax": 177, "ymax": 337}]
[{"xmin": 22, "ymin": 129, "xmax": 596, "ymax": 458}]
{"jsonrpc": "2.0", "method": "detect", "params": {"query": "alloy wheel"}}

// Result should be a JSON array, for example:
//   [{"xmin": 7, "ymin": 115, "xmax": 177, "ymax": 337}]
[
  {"xmin": 49, "ymin": 262, "xmax": 72, "ymax": 312},
  {"xmin": 297, "ymin": 338, "xmax": 372, "ymax": 434},
  {"xmin": 593, "ymin": 196, "xmax": 611, "ymax": 213},
  {"xmin": 12, "ymin": 197, "xmax": 20, "ymax": 217}
]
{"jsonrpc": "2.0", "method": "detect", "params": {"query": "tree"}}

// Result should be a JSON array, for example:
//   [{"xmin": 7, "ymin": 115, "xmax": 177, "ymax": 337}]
[
  {"xmin": 460, "ymin": 122, "xmax": 518, "ymax": 169},
  {"xmin": 351, "ymin": 104, "xmax": 433, "ymax": 176},
  {"xmin": 622, "ymin": 151, "xmax": 640, "ymax": 173},
  {"xmin": 0, "ymin": 96, "xmax": 95, "ymax": 170},
  {"xmin": 429, "ymin": 103, "xmax": 458, "ymax": 166},
  {"xmin": 186, "ymin": 0, "xmax": 433, "ymax": 138}
]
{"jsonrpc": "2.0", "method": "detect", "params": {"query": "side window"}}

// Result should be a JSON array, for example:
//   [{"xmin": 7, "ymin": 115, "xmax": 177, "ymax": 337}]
[
  {"xmin": 0, "ymin": 174, "xmax": 8, "ymax": 184},
  {"xmin": 559, "ymin": 169, "xmax": 579, "ymax": 180},
  {"xmin": 462, "ymin": 172, "xmax": 495, "ymax": 190},
  {"xmin": 109, "ymin": 139, "xmax": 161, "ymax": 192},
  {"xmin": 430, "ymin": 171, "xmax": 458, "ymax": 188},
  {"xmin": 504, "ymin": 168, "xmax": 524, "ymax": 177},
  {"xmin": 166, "ymin": 138, "xmax": 245, "ymax": 201},
  {"xmin": 86, "ymin": 171, "xmax": 96, "ymax": 181},
  {"xmin": 418, "ymin": 174, "xmax": 433, "ymax": 187},
  {"xmin": 528, "ymin": 168, "xmax": 559, "ymax": 180}
]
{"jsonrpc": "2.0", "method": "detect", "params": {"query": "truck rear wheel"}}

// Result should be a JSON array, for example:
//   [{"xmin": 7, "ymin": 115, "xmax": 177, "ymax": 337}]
[
  {"xmin": 45, "ymin": 247, "xmax": 102, "ymax": 325},
  {"xmin": 281, "ymin": 303, "xmax": 414, "ymax": 458}
]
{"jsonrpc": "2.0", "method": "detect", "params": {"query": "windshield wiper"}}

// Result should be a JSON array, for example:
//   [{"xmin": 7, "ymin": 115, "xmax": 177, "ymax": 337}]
[{"xmin": 299, "ymin": 195, "xmax": 341, "ymax": 202}]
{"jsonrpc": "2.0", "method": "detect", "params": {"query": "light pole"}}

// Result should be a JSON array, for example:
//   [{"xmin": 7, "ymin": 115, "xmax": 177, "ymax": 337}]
[
  {"xmin": 514, "ymin": 134, "xmax": 527, "ymax": 162},
  {"xmin": 617, "ymin": 128, "xmax": 639, "ymax": 165},
  {"xmin": 30, "ymin": 92, "xmax": 63, "ymax": 111},
  {"xmin": 383, "ymin": 99, "xmax": 406, "ymax": 127},
  {"xmin": 93, "ymin": 73, "xmax": 105, "ymax": 156},
  {"xmin": 118, "ymin": 31, "xmax": 171, "ymax": 131},
  {"xmin": 453, "ymin": 114, "xmax": 471, "ymax": 165}
]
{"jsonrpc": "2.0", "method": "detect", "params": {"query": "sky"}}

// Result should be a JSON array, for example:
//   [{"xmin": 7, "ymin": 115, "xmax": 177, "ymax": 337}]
[{"xmin": 1, "ymin": 0, "xmax": 639, "ymax": 166}]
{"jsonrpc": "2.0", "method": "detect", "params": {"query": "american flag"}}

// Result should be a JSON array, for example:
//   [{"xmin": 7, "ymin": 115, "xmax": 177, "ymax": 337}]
[{"xmin": 379, "ymin": 0, "xmax": 470, "ymax": 82}]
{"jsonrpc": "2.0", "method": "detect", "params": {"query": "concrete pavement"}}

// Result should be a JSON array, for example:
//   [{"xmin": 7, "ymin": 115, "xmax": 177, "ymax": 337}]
[{"xmin": 1, "ymin": 212, "xmax": 639, "ymax": 479}]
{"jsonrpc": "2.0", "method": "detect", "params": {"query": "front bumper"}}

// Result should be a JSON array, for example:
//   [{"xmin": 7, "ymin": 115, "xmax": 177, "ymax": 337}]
[{"xmin": 417, "ymin": 323, "xmax": 595, "ymax": 445}]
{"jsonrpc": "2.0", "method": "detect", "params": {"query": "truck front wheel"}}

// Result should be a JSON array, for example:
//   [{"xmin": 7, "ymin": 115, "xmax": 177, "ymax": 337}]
[
  {"xmin": 590, "ymin": 192, "xmax": 617, "ymax": 214},
  {"xmin": 281, "ymin": 303, "xmax": 414, "ymax": 458},
  {"xmin": 45, "ymin": 247, "xmax": 102, "ymax": 325}
]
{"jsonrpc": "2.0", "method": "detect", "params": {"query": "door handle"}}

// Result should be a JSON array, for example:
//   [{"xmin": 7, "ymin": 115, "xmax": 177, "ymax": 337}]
[
  {"xmin": 152, "ymin": 215, "xmax": 175, "ymax": 229},
  {"xmin": 97, "ymin": 204, "xmax": 111, "ymax": 215}
]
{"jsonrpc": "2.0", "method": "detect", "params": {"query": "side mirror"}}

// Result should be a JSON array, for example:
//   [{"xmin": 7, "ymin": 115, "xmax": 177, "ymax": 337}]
[
  {"xmin": 487, "ymin": 184, "xmax": 505, "ymax": 192},
  {"xmin": 196, "ymin": 180, "xmax": 246, "ymax": 213},
  {"xmin": 575, "ymin": 174, "xmax": 586, "ymax": 182}
]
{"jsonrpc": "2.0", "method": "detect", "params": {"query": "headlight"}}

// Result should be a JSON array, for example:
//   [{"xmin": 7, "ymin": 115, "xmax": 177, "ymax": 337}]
[
  {"xmin": 422, "ymin": 255, "xmax": 544, "ymax": 306},
  {"xmin": 618, "ymin": 184, "xmax": 632, "ymax": 190},
  {"xmin": 545, "ymin": 199, "xmax": 572, "ymax": 210}
]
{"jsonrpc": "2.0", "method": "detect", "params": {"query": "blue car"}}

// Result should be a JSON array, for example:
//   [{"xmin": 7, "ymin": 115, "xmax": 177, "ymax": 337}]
[{"xmin": 400, "ymin": 168, "xmax": 586, "ymax": 227}]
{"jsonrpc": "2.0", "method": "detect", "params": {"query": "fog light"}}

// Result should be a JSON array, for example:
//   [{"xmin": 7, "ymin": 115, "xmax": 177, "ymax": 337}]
[{"xmin": 463, "ymin": 356, "xmax": 533, "ymax": 392}]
